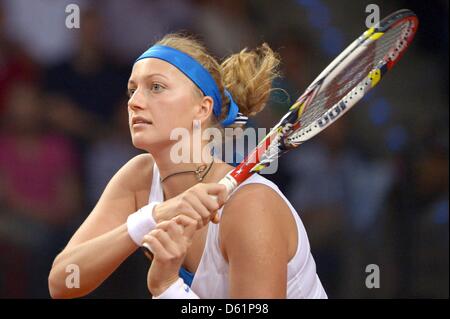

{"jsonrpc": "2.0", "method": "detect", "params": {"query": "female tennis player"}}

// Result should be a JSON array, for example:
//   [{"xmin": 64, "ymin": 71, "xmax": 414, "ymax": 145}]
[{"xmin": 48, "ymin": 33, "xmax": 327, "ymax": 299}]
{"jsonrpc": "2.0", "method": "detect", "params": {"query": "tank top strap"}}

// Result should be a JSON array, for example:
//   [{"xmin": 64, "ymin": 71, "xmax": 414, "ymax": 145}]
[{"xmin": 149, "ymin": 163, "xmax": 164, "ymax": 203}]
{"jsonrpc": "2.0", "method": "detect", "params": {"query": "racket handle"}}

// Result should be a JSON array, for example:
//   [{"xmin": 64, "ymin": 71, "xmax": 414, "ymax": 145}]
[
  {"xmin": 142, "ymin": 243, "xmax": 153, "ymax": 260},
  {"xmin": 209, "ymin": 174, "xmax": 238, "ymax": 223}
]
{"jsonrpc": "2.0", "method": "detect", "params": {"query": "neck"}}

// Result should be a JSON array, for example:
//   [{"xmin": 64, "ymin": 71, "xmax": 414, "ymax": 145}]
[{"xmin": 150, "ymin": 145, "xmax": 231, "ymax": 199}]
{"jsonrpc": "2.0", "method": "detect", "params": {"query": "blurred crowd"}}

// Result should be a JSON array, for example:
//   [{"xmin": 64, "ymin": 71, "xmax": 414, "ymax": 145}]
[{"xmin": 0, "ymin": 0, "xmax": 447, "ymax": 298}]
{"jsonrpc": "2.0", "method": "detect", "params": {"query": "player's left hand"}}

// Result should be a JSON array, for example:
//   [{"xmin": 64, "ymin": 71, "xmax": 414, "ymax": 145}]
[{"xmin": 143, "ymin": 215, "xmax": 197, "ymax": 296}]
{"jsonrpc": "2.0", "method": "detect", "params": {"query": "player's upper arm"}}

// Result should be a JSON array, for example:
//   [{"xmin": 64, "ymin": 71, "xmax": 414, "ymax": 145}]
[
  {"xmin": 65, "ymin": 153, "xmax": 153, "ymax": 249},
  {"xmin": 220, "ymin": 183, "xmax": 294, "ymax": 298}
]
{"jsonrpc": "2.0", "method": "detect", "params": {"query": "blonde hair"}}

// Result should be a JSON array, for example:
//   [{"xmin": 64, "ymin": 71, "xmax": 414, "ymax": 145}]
[{"xmin": 156, "ymin": 33, "xmax": 280, "ymax": 126}]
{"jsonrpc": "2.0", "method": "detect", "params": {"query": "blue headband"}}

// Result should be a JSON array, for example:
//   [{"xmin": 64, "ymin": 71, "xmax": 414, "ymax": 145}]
[{"xmin": 135, "ymin": 45, "xmax": 244, "ymax": 127}]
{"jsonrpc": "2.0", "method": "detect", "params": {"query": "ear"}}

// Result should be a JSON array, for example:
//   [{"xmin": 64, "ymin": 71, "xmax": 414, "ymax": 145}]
[{"xmin": 194, "ymin": 95, "xmax": 214, "ymax": 123}]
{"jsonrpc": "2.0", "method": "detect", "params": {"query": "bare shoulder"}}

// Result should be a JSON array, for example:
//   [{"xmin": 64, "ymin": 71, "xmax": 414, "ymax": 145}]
[
  {"xmin": 223, "ymin": 182, "xmax": 289, "ymax": 218},
  {"xmin": 110, "ymin": 153, "xmax": 154, "ymax": 194},
  {"xmin": 127, "ymin": 152, "xmax": 154, "ymax": 170},
  {"xmin": 224, "ymin": 182, "xmax": 286, "ymax": 215},
  {"xmin": 122, "ymin": 153, "xmax": 154, "ymax": 184},
  {"xmin": 219, "ymin": 181, "xmax": 297, "ymax": 260}
]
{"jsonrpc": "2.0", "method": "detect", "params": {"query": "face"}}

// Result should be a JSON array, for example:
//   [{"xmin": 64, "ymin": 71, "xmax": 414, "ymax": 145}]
[{"xmin": 127, "ymin": 58, "xmax": 210, "ymax": 153}]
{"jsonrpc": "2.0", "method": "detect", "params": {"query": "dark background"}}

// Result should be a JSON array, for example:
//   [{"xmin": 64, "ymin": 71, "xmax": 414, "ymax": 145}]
[{"xmin": 0, "ymin": 0, "xmax": 448, "ymax": 298}]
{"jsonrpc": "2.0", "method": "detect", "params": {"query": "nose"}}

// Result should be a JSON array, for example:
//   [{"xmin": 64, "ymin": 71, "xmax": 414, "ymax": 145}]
[{"xmin": 127, "ymin": 88, "xmax": 145, "ymax": 112}]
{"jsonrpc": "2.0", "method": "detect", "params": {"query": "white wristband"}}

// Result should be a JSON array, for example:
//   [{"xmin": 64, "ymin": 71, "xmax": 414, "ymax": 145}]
[
  {"xmin": 152, "ymin": 278, "xmax": 200, "ymax": 299},
  {"xmin": 127, "ymin": 202, "xmax": 160, "ymax": 246}
]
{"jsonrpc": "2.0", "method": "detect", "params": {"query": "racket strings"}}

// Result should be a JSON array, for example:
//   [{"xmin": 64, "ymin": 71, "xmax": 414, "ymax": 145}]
[
  {"xmin": 295, "ymin": 20, "xmax": 412, "ymax": 131},
  {"xmin": 373, "ymin": 21, "xmax": 410, "ymax": 64}
]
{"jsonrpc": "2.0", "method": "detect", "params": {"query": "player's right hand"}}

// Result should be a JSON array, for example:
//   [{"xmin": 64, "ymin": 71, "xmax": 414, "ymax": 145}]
[{"xmin": 153, "ymin": 183, "xmax": 228, "ymax": 228}]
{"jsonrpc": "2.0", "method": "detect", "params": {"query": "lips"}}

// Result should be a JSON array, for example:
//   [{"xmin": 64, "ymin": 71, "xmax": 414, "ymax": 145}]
[{"xmin": 132, "ymin": 116, "xmax": 152, "ymax": 125}]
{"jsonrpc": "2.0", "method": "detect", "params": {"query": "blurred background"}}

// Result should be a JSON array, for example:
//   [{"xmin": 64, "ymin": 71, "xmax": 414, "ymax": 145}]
[{"xmin": 0, "ymin": 0, "xmax": 447, "ymax": 298}]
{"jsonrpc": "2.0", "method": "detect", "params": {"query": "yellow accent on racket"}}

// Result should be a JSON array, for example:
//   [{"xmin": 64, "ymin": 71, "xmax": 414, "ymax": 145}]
[{"xmin": 369, "ymin": 69, "xmax": 382, "ymax": 87}]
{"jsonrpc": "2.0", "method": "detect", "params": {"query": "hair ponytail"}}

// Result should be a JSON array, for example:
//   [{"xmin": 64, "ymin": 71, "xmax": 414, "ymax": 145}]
[{"xmin": 221, "ymin": 43, "xmax": 280, "ymax": 118}]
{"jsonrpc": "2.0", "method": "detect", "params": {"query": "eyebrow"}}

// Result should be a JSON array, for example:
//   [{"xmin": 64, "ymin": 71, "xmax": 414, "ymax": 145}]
[{"xmin": 128, "ymin": 73, "xmax": 169, "ymax": 85}]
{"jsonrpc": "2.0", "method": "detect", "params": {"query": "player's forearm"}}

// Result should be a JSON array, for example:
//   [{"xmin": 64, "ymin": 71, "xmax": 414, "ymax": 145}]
[{"xmin": 48, "ymin": 223, "xmax": 137, "ymax": 299}]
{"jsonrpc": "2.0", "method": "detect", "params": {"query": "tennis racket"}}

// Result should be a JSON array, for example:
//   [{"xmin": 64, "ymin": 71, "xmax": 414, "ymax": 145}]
[
  {"xmin": 142, "ymin": 9, "xmax": 418, "ymax": 259},
  {"xmin": 217, "ymin": 8, "xmax": 418, "ymax": 194}
]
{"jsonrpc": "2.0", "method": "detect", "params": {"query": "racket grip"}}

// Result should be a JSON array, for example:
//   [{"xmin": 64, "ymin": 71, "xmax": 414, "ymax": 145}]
[
  {"xmin": 142, "ymin": 243, "xmax": 153, "ymax": 260},
  {"xmin": 208, "ymin": 174, "xmax": 238, "ymax": 223}
]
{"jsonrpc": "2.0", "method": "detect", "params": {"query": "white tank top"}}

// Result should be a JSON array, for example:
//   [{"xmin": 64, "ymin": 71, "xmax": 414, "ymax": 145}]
[{"xmin": 148, "ymin": 164, "xmax": 327, "ymax": 299}]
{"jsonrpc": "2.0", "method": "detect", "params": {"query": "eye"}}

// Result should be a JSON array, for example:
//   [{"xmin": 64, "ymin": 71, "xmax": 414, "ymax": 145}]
[
  {"xmin": 150, "ymin": 83, "xmax": 165, "ymax": 92},
  {"xmin": 127, "ymin": 88, "xmax": 136, "ymax": 98}
]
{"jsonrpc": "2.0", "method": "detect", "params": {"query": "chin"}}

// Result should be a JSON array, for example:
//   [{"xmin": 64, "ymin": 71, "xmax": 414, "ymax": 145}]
[
  {"xmin": 131, "ymin": 134, "xmax": 171, "ymax": 154},
  {"xmin": 131, "ymin": 136, "xmax": 155, "ymax": 151}
]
